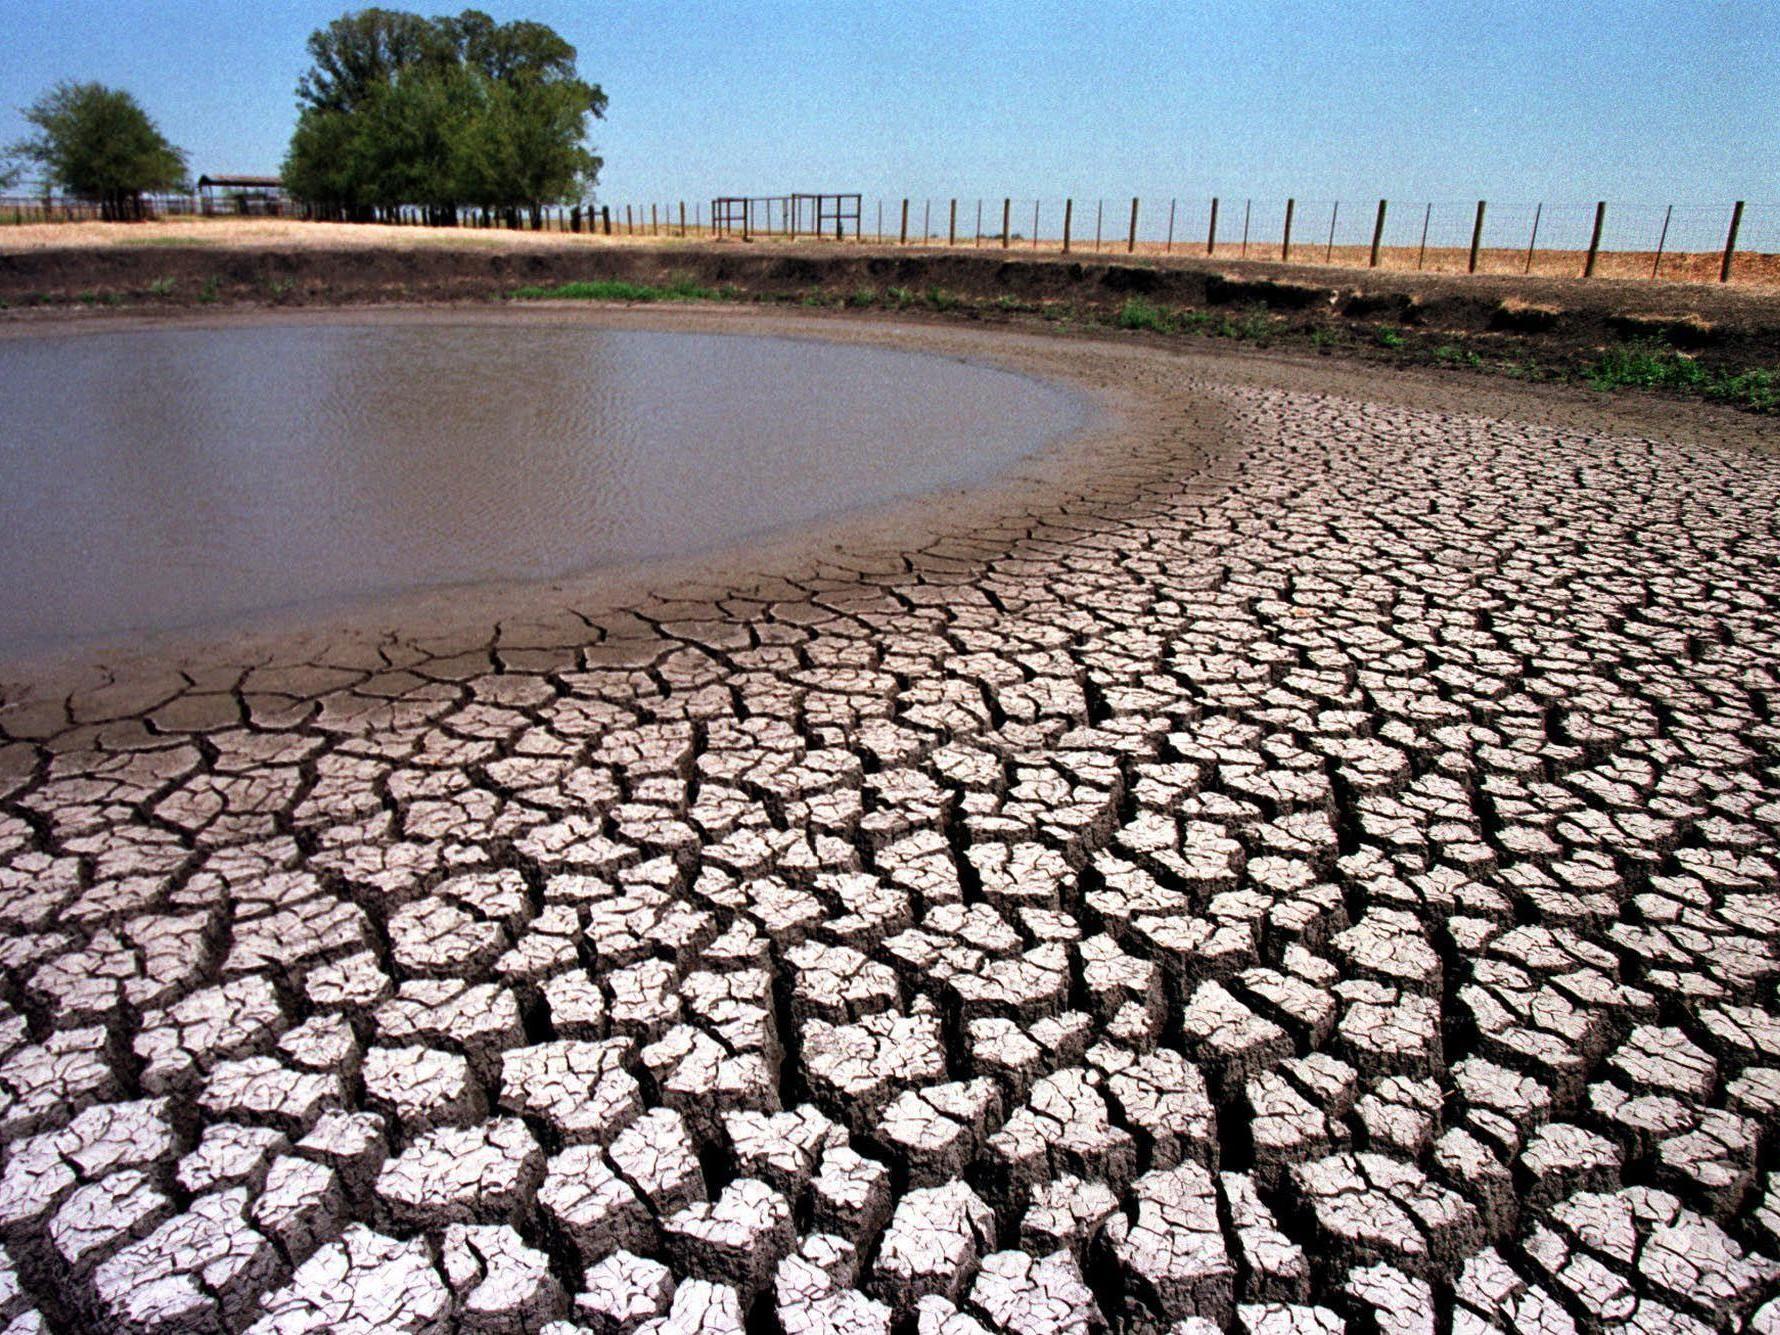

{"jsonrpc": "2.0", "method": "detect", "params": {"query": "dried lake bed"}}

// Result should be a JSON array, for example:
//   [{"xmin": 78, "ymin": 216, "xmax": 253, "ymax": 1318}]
[{"xmin": 0, "ymin": 307, "xmax": 1775, "ymax": 1333}]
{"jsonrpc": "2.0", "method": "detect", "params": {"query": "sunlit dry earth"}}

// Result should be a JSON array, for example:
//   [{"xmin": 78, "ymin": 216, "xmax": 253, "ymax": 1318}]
[
  {"xmin": 0, "ymin": 313, "xmax": 1775, "ymax": 1333},
  {"xmin": 4, "ymin": 217, "xmax": 1775, "ymax": 290}
]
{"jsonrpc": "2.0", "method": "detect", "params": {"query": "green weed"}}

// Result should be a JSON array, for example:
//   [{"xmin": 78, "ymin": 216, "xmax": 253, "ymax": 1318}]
[
  {"xmin": 147, "ymin": 276, "xmax": 176, "ymax": 296},
  {"xmin": 924, "ymin": 286, "xmax": 958, "ymax": 311},
  {"xmin": 1310, "ymin": 327, "xmax": 1341, "ymax": 349},
  {"xmin": 1373, "ymin": 325, "xmax": 1407, "ymax": 349},
  {"xmin": 1215, "ymin": 308, "xmax": 1276, "ymax": 343},
  {"xmin": 509, "ymin": 277, "xmax": 723, "ymax": 303},
  {"xmin": 1586, "ymin": 342, "xmax": 1778, "ymax": 413},
  {"xmin": 1116, "ymin": 298, "xmax": 1174, "ymax": 333},
  {"xmin": 1431, "ymin": 342, "xmax": 1482, "ymax": 368},
  {"xmin": 845, "ymin": 287, "xmax": 878, "ymax": 308},
  {"xmin": 197, "ymin": 276, "xmax": 220, "ymax": 304}
]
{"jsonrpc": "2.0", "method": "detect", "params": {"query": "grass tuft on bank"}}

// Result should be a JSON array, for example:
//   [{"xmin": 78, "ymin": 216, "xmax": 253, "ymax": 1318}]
[
  {"xmin": 510, "ymin": 277, "xmax": 728, "ymax": 303},
  {"xmin": 1116, "ymin": 298, "xmax": 1279, "ymax": 344},
  {"xmin": 1585, "ymin": 342, "xmax": 1778, "ymax": 413}
]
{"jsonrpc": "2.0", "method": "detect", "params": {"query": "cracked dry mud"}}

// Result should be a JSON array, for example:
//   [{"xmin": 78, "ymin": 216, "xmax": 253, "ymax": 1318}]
[{"xmin": 0, "ymin": 313, "xmax": 1777, "ymax": 1334}]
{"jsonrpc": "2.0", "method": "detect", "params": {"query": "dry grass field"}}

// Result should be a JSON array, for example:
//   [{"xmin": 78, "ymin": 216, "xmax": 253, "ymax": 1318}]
[{"xmin": 4, "ymin": 216, "xmax": 1775, "ymax": 289}]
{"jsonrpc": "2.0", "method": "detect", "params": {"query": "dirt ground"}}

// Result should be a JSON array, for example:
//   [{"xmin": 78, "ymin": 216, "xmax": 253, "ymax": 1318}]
[
  {"xmin": 0, "ymin": 307, "xmax": 1776, "ymax": 1332},
  {"xmin": 4, "ymin": 221, "xmax": 1779, "ymax": 379},
  {"xmin": 4, "ymin": 216, "xmax": 1775, "ymax": 287}
]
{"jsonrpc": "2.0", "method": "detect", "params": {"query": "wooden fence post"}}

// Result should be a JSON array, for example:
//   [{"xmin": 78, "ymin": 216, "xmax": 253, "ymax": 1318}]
[
  {"xmin": 1524, "ymin": 203, "xmax": 1541, "ymax": 274},
  {"xmin": 1325, "ymin": 201, "xmax": 1339, "ymax": 262},
  {"xmin": 679, "ymin": 201, "xmax": 686, "ymax": 237},
  {"xmin": 1282, "ymin": 198, "xmax": 1295, "ymax": 261},
  {"xmin": 1002, "ymin": 197, "xmax": 1011, "ymax": 248},
  {"xmin": 949, "ymin": 199, "xmax": 957, "ymax": 246},
  {"xmin": 1651, "ymin": 204, "xmax": 1671, "ymax": 279},
  {"xmin": 1242, "ymin": 199, "xmax": 1251, "ymax": 257},
  {"xmin": 1032, "ymin": 199, "xmax": 1040, "ymax": 249},
  {"xmin": 625, "ymin": 204, "xmax": 633, "ymax": 234},
  {"xmin": 602, "ymin": 206, "xmax": 611, "ymax": 235},
  {"xmin": 900, "ymin": 198, "xmax": 908, "ymax": 245},
  {"xmin": 923, "ymin": 200, "xmax": 931, "ymax": 243},
  {"xmin": 1468, "ymin": 200, "xmax": 1486, "ymax": 273},
  {"xmin": 1062, "ymin": 198, "xmax": 1073, "ymax": 253},
  {"xmin": 1094, "ymin": 199, "xmax": 1102, "ymax": 252},
  {"xmin": 1369, "ymin": 199, "xmax": 1387, "ymax": 267},
  {"xmin": 1166, "ymin": 198, "xmax": 1176, "ymax": 253},
  {"xmin": 1584, "ymin": 201, "xmax": 1605, "ymax": 277},
  {"xmin": 1127, "ymin": 196, "xmax": 1139, "ymax": 253},
  {"xmin": 975, "ymin": 199, "xmax": 982, "ymax": 247},
  {"xmin": 1720, "ymin": 200, "xmax": 1744, "ymax": 282},
  {"xmin": 1207, "ymin": 197, "xmax": 1219, "ymax": 255},
  {"xmin": 1417, "ymin": 203, "xmax": 1431, "ymax": 269}
]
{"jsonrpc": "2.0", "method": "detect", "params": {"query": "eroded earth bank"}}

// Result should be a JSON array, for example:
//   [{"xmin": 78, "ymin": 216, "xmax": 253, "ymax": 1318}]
[{"xmin": 0, "ymin": 312, "xmax": 1777, "ymax": 1334}]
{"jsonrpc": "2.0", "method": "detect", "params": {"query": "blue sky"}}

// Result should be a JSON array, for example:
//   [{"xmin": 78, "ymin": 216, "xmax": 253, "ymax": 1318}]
[{"xmin": 2, "ymin": 0, "xmax": 1774, "ymax": 209}]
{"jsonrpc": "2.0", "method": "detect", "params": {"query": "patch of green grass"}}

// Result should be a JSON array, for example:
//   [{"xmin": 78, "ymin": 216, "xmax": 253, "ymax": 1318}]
[
  {"xmin": 886, "ymin": 286, "xmax": 917, "ymax": 308},
  {"xmin": 1431, "ymin": 342, "xmax": 1482, "ymax": 368},
  {"xmin": 197, "ymin": 276, "xmax": 220, "ymax": 304},
  {"xmin": 1373, "ymin": 325, "xmax": 1407, "ymax": 349},
  {"xmin": 1214, "ymin": 308, "xmax": 1277, "ymax": 344},
  {"xmin": 146, "ymin": 276, "xmax": 176, "ymax": 296},
  {"xmin": 994, "ymin": 294, "xmax": 1037, "ymax": 313},
  {"xmin": 1115, "ymin": 298, "xmax": 1174, "ymax": 333},
  {"xmin": 1109, "ymin": 301, "xmax": 1285, "ymax": 343},
  {"xmin": 924, "ymin": 286, "xmax": 959, "ymax": 312},
  {"xmin": 1586, "ymin": 342, "xmax": 1778, "ymax": 412},
  {"xmin": 509, "ymin": 276, "xmax": 724, "ymax": 303},
  {"xmin": 1310, "ymin": 327, "xmax": 1341, "ymax": 349},
  {"xmin": 118, "ymin": 235, "xmax": 219, "ymax": 247},
  {"xmin": 844, "ymin": 287, "xmax": 878, "ymax": 308}
]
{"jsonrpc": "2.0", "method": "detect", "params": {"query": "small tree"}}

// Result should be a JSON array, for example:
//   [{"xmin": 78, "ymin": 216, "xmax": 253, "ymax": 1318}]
[{"xmin": 11, "ymin": 82, "xmax": 188, "ymax": 220}]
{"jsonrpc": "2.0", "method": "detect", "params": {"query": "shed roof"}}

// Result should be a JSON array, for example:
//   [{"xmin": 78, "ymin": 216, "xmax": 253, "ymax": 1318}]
[{"xmin": 197, "ymin": 174, "xmax": 283, "ymax": 189}]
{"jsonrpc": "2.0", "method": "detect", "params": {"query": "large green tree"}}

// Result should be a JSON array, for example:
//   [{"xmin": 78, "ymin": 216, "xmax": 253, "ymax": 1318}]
[
  {"xmin": 10, "ymin": 82, "xmax": 188, "ymax": 219},
  {"xmin": 284, "ymin": 8, "xmax": 604, "ymax": 223}
]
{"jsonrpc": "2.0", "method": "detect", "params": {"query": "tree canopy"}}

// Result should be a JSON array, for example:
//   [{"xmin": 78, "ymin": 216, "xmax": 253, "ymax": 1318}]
[
  {"xmin": 9, "ymin": 82, "xmax": 188, "ymax": 219},
  {"xmin": 283, "ymin": 8, "xmax": 605, "ymax": 223}
]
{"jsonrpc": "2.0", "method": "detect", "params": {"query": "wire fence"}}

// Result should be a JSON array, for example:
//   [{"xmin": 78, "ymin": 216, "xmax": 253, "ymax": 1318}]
[
  {"xmin": 824, "ymin": 195, "xmax": 1774, "ymax": 285},
  {"xmin": 4, "ymin": 186, "xmax": 1774, "ymax": 286}
]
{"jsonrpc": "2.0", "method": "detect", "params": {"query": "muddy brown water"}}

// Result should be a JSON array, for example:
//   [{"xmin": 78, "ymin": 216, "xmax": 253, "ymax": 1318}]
[{"xmin": 0, "ymin": 321, "xmax": 1086, "ymax": 654}]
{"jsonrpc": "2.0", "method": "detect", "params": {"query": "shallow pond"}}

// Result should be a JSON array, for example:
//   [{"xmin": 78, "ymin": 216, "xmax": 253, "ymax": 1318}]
[{"xmin": 0, "ymin": 321, "xmax": 1085, "ymax": 652}]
